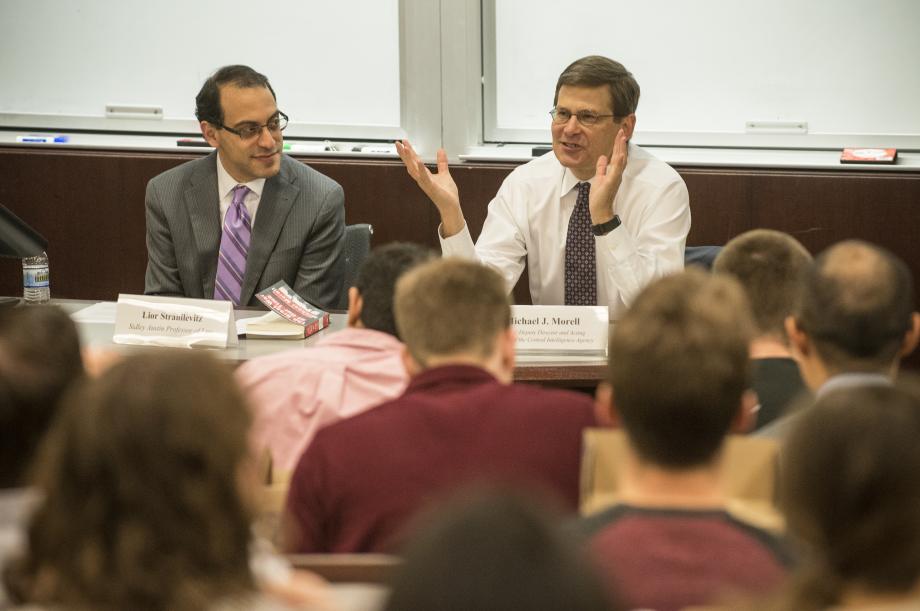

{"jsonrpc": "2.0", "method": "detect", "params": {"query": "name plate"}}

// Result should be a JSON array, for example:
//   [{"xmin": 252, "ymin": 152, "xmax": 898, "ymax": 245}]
[
  {"xmin": 511, "ymin": 305, "xmax": 608, "ymax": 356},
  {"xmin": 113, "ymin": 294, "xmax": 238, "ymax": 349}
]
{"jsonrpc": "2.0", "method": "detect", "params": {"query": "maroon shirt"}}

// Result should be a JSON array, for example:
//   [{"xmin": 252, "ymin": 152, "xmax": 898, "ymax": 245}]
[
  {"xmin": 583, "ymin": 504, "xmax": 792, "ymax": 611},
  {"xmin": 285, "ymin": 365, "xmax": 598, "ymax": 553}
]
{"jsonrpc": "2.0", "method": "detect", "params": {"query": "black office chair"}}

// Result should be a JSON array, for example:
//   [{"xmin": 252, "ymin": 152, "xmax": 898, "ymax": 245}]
[
  {"xmin": 684, "ymin": 245, "xmax": 723, "ymax": 271},
  {"xmin": 336, "ymin": 223, "xmax": 373, "ymax": 310}
]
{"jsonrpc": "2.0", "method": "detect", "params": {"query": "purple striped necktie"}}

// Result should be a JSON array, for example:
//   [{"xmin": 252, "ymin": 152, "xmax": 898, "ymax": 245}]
[
  {"xmin": 214, "ymin": 184, "xmax": 252, "ymax": 306},
  {"xmin": 564, "ymin": 181, "xmax": 597, "ymax": 306}
]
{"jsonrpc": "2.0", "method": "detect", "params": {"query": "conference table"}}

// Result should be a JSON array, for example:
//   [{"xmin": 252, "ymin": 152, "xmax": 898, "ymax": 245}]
[{"xmin": 59, "ymin": 300, "xmax": 607, "ymax": 389}]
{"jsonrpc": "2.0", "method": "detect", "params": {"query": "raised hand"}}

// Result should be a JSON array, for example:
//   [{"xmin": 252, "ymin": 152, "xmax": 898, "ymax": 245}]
[
  {"xmin": 588, "ymin": 127, "xmax": 628, "ymax": 224},
  {"xmin": 395, "ymin": 140, "xmax": 465, "ymax": 236}
]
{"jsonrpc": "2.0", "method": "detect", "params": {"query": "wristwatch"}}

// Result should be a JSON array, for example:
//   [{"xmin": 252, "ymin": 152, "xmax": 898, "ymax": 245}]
[{"xmin": 592, "ymin": 214, "xmax": 621, "ymax": 236}]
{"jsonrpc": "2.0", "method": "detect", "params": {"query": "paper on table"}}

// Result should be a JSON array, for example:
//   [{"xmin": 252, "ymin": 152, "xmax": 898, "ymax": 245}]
[{"xmin": 69, "ymin": 301, "xmax": 118, "ymax": 324}]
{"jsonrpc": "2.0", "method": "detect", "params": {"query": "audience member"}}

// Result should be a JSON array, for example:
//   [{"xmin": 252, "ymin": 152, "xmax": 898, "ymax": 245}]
[
  {"xmin": 760, "ymin": 240, "xmax": 919, "ymax": 438},
  {"xmin": 3, "ymin": 352, "xmax": 329, "ymax": 611},
  {"xmin": 770, "ymin": 381, "xmax": 920, "ymax": 610},
  {"xmin": 580, "ymin": 269, "xmax": 792, "ymax": 611},
  {"xmin": 283, "ymin": 258, "xmax": 602, "ymax": 553},
  {"xmin": 237, "ymin": 243, "xmax": 435, "ymax": 474},
  {"xmin": 384, "ymin": 490, "xmax": 619, "ymax": 611},
  {"xmin": 713, "ymin": 229, "xmax": 813, "ymax": 429},
  {"xmin": 0, "ymin": 307, "xmax": 85, "ymax": 607}
]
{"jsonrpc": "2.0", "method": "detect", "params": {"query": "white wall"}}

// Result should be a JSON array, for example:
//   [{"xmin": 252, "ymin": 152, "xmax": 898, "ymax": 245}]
[{"xmin": 483, "ymin": 0, "xmax": 920, "ymax": 148}]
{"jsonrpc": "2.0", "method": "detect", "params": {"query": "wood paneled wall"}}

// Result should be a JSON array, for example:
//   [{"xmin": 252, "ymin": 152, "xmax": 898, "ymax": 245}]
[{"xmin": 2, "ymin": 146, "xmax": 919, "ymax": 308}]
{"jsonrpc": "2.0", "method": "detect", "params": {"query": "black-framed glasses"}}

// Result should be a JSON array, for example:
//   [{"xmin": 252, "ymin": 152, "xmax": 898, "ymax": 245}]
[
  {"xmin": 549, "ymin": 108, "xmax": 617, "ymax": 126},
  {"xmin": 217, "ymin": 111, "xmax": 289, "ymax": 140}
]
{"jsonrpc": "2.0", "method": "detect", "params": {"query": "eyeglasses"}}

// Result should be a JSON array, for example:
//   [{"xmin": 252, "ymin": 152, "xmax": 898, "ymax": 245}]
[
  {"xmin": 549, "ymin": 108, "xmax": 618, "ymax": 126},
  {"xmin": 217, "ymin": 111, "xmax": 289, "ymax": 140}
]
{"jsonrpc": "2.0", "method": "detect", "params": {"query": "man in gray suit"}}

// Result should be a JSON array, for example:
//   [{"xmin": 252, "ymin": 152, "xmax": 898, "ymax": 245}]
[{"xmin": 145, "ymin": 65, "xmax": 345, "ymax": 309}]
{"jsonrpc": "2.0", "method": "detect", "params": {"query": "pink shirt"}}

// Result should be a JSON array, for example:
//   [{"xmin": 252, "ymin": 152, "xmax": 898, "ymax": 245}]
[{"xmin": 235, "ymin": 327, "xmax": 408, "ymax": 473}]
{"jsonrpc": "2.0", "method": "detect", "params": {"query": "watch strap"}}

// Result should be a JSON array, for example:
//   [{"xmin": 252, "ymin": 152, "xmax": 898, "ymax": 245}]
[{"xmin": 592, "ymin": 214, "xmax": 622, "ymax": 236}]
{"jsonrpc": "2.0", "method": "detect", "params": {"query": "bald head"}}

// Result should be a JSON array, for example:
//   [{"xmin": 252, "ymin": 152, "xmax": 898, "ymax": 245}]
[{"xmin": 796, "ymin": 240, "xmax": 916, "ymax": 372}]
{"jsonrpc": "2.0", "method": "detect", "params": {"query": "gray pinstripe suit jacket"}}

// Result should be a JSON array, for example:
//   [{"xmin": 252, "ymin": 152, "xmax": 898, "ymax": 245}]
[{"xmin": 144, "ymin": 152, "xmax": 345, "ymax": 309}]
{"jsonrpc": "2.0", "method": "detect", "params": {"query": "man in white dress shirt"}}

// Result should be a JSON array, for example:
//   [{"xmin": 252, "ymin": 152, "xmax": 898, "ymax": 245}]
[{"xmin": 396, "ymin": 55, "xmax": 690, "ymax": 320}]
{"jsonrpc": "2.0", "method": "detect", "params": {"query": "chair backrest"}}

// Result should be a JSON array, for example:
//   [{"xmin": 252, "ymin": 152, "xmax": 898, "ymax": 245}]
[
  {"xmin": 287, "ymin": 553, "xmax": 401, "ymax": 584},
  {"xmin": 580, "ymin": 429, "xmax": 782, "ymax": 530},
  {"xmin": 684, "ymin": 245, "xmax": 723, "ymax": 271},
  {"xmin": 337, "ymin": 223, "xmax": 373, "ymax": 310}
]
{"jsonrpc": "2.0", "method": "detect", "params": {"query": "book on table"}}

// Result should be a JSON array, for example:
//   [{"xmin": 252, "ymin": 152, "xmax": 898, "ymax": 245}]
[{"xmin": 238, "ymin": 281, "xmax": 330, "ymax": 339}]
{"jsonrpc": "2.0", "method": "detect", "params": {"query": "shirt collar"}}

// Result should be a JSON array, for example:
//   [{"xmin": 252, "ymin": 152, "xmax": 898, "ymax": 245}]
[
  {"xmin": 216, "ymin": 153, "xmax": 266, "ymax": 200},
  {"xmin": 560, "ymin": 166, "xmax": 591, "ymax": 198},
  {"xmin": 316, "ymin": 327, "xmax": 404, "ymax": 353},
  {"xmin": 406, "ymin": 364, "xmax": 499, "ymax": 394},
  {"xmin": 817, "ymin": 372, "xmax": 892, "ymax": 398}
]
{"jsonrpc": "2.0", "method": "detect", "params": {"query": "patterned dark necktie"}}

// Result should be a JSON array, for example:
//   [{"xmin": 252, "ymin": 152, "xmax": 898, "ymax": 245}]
[
  {"xmin": 214, "ymin": 184, "xmax": 252, "ymax": 305},
  {"xmin": 564, "ymin": 181, "xmax": 597, "ymax": 306}
]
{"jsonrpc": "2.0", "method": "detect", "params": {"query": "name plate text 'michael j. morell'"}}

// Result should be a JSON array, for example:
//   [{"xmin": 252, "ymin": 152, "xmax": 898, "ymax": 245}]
[
  {"xmin": 113, "ymin": 294, "xmax": 238, "ymax": 349},
  {"xmin": 511, "ymin": 305, "xmax": 608, "ymax": 356}
]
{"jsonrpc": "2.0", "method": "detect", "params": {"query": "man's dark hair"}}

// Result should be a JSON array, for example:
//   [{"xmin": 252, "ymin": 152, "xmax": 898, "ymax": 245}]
[
  {"xmin": 797, "ymin": 240, "xmax": 915, "ymax": 372},
  {"xmin": 0, "ymin": 306, "xmax": 84, "ymax": 488},
  {"xmin": 195, "ymin": 65, "xmax": 276, "ymax": 126},
  {"xmin": 554, "ymin": 55, "xmax": 640, "ymax": 117},
  {"xmin": 354, "ymin": 243, "xmax": 435, "ymax": 339},
  {"xmin": 609, "ymin": 269, "xmax": 754, "ymax": 468},
  {"xmin": 714, "ymin": 229, "xmax": 812, "ymax": 339},
  {"xmin": 384, "ymin": 490, "xmax": 619, "ymax": 611}
]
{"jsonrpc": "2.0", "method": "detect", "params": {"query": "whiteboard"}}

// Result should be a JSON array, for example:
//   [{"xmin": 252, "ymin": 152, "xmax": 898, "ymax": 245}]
[
  {"xmin": 484, "ymin": 0, "xmax": 920, "ymax": 148},
  {"xmin": 0, "ymin": 0, "xmax": 401, "ymax": 139}
]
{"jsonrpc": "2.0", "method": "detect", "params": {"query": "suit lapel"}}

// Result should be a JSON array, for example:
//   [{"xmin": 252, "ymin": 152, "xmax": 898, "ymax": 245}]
[
  {"xmin": 240, "ymin": 159, "xmax": 299, "ymax": 304},
  {"xmin": 185, "ymin": 154, "xmax": 222, "ymax": 299}
]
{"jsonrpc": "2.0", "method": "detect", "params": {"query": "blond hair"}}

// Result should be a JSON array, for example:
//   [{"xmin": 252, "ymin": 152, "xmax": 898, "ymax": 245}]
[{"xmin": 395, "ymin": 258, "xmax": 511, "ymax": 365}]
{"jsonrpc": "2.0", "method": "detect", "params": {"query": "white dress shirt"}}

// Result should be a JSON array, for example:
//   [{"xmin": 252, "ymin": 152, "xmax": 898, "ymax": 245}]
[
  {"xmin": 440, "ymin": 144, "xmax": 691, "ymax": 320},
  {"xmin": 216, "ymin": 153, "xmax": 266, "ymax": 226}
]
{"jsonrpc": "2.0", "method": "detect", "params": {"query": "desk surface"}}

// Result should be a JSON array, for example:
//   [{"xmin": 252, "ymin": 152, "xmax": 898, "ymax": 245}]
[{"xmin": 60, "ymin": 300, "xmax": 605, "ymax": 389}]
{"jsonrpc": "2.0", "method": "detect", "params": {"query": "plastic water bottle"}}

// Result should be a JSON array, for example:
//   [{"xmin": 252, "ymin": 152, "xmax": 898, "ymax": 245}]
[{"xmin": 22, "ymin": 252, "xmax": 51, "ymax": 304}]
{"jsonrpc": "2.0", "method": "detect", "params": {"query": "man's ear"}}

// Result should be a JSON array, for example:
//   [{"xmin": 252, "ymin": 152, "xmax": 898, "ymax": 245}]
[
  {"xmin": 900, "ymin": 312, "xmax": 920, "ymax": 359},
  {"xmin": 785, "ymin": 316, "xmax": 809, "ymax": 358},
  {"xmin": 400, "ymin": 344, "xmax": 422, "ymax": 378},
  {"xmin": 730, "ymin": 389, "xmax": 759, "ymax": 434},
  {"xmin": 594, "ymin": 381, "xmax": 619, "ymax": 428},
  {"xmin": 200, "ymin": 120, "xmax": 220, "ymax": 148},
  {"xmin": 346, "ymin": 287, "xmax": 363, "ymax": 327},
  {"xmin": 621, "ymin": 113, "xmax": 637, "ymax": 141},
  {"xmin": 501, "ymin": 326, "xmax": 516, "ymax": 372}
]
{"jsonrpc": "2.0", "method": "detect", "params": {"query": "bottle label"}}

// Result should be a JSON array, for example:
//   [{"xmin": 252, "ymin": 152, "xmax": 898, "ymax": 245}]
[{"xmin": 23, "ymin": 266, "xmax": 50, "ymax": 288}]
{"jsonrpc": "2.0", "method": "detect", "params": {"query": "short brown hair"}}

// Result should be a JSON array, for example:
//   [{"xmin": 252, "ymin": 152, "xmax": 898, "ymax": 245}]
[
  {"xmin": 4, "ymin": 351, "xmax": 255, "ymax": 610},
  {"xmin": 609, "ymin": 269, "xmax": 754, "ymax": 468},
  {"xmin": 395, "ymin": 258, "xmax": 511, "ymax": 365},
  {"xmin": 797, "ymin": 240, "xmax": 914, "ymax": 372},
  {"xmin": 0, "ymin": 306, "xmax": 84, "ymax": 488},
  {"xmin": 554, "ymin": 55, "xmax": 640, "ymax": 117},
  {"xmin": 714, "ymin": 229, "xmax": 812, "ymax": 339}
]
